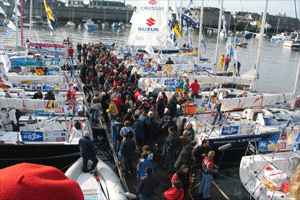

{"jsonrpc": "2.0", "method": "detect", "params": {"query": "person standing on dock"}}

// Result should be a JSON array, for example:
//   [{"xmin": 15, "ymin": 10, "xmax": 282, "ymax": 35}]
[
  {"xmin": 163, "ymin": 179, "xmax": 184, "ymax": 200},
  {"xmin": 132, "ymin": 114, "xmax": 145, "ymax": 152},
  {"xmin": 224, "ymin": 55, "xmax": 230, "ymax": 72},
  {"xmin": 183, "ymin": 79, "xmax": 190, "ymax": 95},
  {"xmin": 188, "ymin": 79, "xmax": 200, "ymax": 99},
  {"xmin": 112, "ymin": 117, "xmax": 123, "ymax": 153},
  {"xmin": 199, "ymin": 150, "xmax": 219, "ymax": 200},
  {"xmin": 166, "ymin": 57, "xmax": 174, "ymax": 64},
  {"xmin": 234, "ymin": 61, "xmax": 241, "ymax": 76},
  {"xmin": 192, "ymin": 139, "xmax": 211, "ymax": 172},
  {"xmin": 121, "ymin": 132, "xmax": 136, "ymax": 177},
  {"xmin": 174, "ymin": 141, "xmax": 196, "ymax": 170},
  {"xmin": 136, "ymin": 167, "xmax": 160, "ymax": 200},
  {"xmin": 165, "ymin": 126, "xmax": 179, "ymax": 173},
  {"xmin": 219, "ymin": 54, "xmax": 224, "ymax": 71},
  {"xmin": 79, "ymin": 131, "xmax": 99, "ymax": 174}
]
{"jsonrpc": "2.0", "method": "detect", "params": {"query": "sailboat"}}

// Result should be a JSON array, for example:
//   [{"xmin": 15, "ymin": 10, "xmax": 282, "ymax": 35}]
[
  {"xmin": 239, "ymin": 128, "xmax": 300, "ymax": 200},
  {"xmin": 126, "ymin": 0, "xmax": 169, "ymax": 48}
]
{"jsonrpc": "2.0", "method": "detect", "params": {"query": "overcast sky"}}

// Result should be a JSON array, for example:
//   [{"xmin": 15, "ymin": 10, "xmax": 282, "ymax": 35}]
[{"xmin": 123, "ymin": 0, "xmax": 299, "ymax": 18}]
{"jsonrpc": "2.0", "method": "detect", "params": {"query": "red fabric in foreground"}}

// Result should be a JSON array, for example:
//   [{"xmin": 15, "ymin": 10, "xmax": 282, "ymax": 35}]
[{"xmin": 0, "ymin": 163, "xmax": 84, "ymax": 200}]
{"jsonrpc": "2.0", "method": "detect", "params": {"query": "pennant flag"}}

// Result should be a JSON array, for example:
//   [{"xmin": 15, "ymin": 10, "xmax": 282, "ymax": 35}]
[
  {"xmin": 144, "ymin": 43, "xmax": 154, "ymax": 56},
  {"xmin": 173, "ymin": 21, "xmax": 181, "ymax": 38},
  {"xmin": 171, "ymin": 30, "xmax": 177, "ymax": 48},
  {"xmin": 0, "ymin": 6, "xmax": 7, "ymax": 17},
  {"xmin": 36, "ymin": 32, "xmax": 41, "ymax": 43},
  {"xmin": 0, "ymin": 62, "xmax": 12, "ymax": 87},
  {"xmin": 46, "ymin": 15, "xmax": 53, "ymax": 36},
  {"xmin": 181, "ymin": 12, "xmax": 198, "ymax": 28},
  {"xmin": 43, "ymin": 0, "xmax": 55, "ymax": 21},
  {"xmin": 0, "ymin": 40, "xmax": 11, "ymax": 72},
  {"xmin": 2, "ymin": 0, "xmax": 10, "ymax": 6},
  {"xmin": 188, "ymin": 28, "xmax": 193, "ymax": 48},
  {"xmin": 172, "ymin": 3, "xmax": 179, "ymax": 21},
  {"xmin": 186, "ymin": 0, "xmax": 195, "ymax": 10},
  {"xmin": 7, "ymin": 20, "xmax": 16, "ymax": 31},
  {"xmin": 199, "ymin": 32, "xmax": 207, "ymax": 52},
  {"xmin": 49, "ymin": 1, "xmax": 59, "ymax": 27},
  {"xmin": 222, "ymin": 15, "xmax": 228, "ymax": 41},
  {"xmin": 293, "ymin": 132, "xmax": 300, "ymax": 152},
  {"xmin": 5, "ymin": 28, "xmax": 11, "ymax": 36},
  {"xmin": 167, "ymin": 11, "xmax": 173, "ymax": 22},
  {"xmin": 14, "ymin": 8, "xmax": 21, "ymax": 17},
  {"xmin": 234, "ymin": 34, "xmax": 239, "ymax": 49}
]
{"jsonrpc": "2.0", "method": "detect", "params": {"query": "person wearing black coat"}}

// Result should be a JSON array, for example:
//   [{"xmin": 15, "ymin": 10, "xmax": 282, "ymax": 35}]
[
  {"xmin": 79, "ymin": 131, "xmax": 98, "ymax": 173},
  {"xmin": 192, "ymin": 139, "xmax": 211, "ymax": 170},
  {"xmin": 167, "ymin": 93, "xmax": 179, "ymax": 118},
  {"xmin": 79, "ymin": 64, "xmax": 88, "ymax": 84},
  {"xmin": 121, "ymin": 132, "xmax": 136, "ymax": 176},
  {"xmin": 156, "ymin": 95, "xmax": 166, "ymax": 119},
  {"xmin": 174, "ymin": 141, "xmax": 197, "ymax": 170},
  {"xmin": 132, "ymin": 114, "xmax": 145, "ymax": 151},
  {"xmin": 145, "ymin": 116, "xmax": 159, "ymax": 153},
  {"xmin": 136, "ymin": 167, "xmax": 160, "ymax": 200},
  {"xmin": 130, "ymin": 72, "xmax": 140, "ymax": 84},
  {"xmin": 165, "ymin": 126, "xmax": 179, "ymax": 172},
  {"xmin": 101, "ymin": 93, "xmax": 111, "ymax": 122},
  {"xmin": 43, "ymin": 90, "xmax": 55, "ymax": 100}
]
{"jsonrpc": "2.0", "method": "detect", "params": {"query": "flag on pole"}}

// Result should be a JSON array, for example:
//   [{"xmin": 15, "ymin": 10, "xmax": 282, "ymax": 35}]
[
  {"xmin": 172, "ymin": 3, "xmax": 179, "ymax": 21},
  {"xmin": 43, "ymin": 0, "xmax": 55, "ymax": 21},
  {"xmin": 5, "ymin": 29, "xmax": 11, "ymax": 36},
  {"xmin": 2, "ymin": 0, "xmax": 10, "ymax": 6},
  {"xmin": 46, "ymin": 15, "xmax": 53, "ymax": 36},
  {"xmin": 0, "ymin": 62, "xmax": 12, "ymax": 87},
  {"xmin": 188, "ymin": 28, "xmax": 193, "ymax": 48},
  {"xmin": 222, "ymin": 15, "xmax": 228, "ymax": 41},
  {"xmin": 173, "ymin": 21, "xmax": 181, "ymax": 38},
  {"xmin": 14, "ymin": 8, "xmax": 21, "ymax": 17},
  {"xmin": 7, "ymin": 20, "xmax": 16, "ymax": 31},
  {"xmin": 293, "ymin": 132, "xmax": 300, "ymax": 152},
  {"xmin": 200, "ymin": 32, "xmax": 206, "ymax": 52},
  {"xmin": 36, "ymin": 32, "xmax": 41, "ymax": 43},
  {"xmin": 0, "ymin": 6, "xmax": 7, "ymax": 17}
]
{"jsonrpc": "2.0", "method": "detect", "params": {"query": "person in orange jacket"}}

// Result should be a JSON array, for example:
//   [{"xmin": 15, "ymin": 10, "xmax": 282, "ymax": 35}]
[{"xmin": 163, "ymin": 179, "xmax": 184, "ymax": 200}]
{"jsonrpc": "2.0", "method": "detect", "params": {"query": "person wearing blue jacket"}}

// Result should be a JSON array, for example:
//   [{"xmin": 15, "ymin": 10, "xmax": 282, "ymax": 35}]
[
  {"xmin": 79, "ymin": 131, "xmax": 98, "ymax": 173},
  {"xmin": 137, "ymin": 152, "xmax": 156, "ymax": 180}
]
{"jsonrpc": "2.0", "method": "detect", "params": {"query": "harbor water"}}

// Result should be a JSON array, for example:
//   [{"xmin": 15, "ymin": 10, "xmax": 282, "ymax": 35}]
[
  {"xmin": 0, "ymin": 26, "xmax": 299, "ymax": 200},
  {"xmin": 0, "ymin": 26, "xmax": 299, "ymax": 94}
]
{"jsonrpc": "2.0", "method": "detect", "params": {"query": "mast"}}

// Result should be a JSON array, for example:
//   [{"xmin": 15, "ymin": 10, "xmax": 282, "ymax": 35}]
[
  {"xmin": 197, "ymin": 0, "xmax": 203, "ymax": 58},
  {"xmin": 292, "ymin": 57, "xmax": 300, "ymax": 110},
  {"xmin": 214, "ymin": 0, "xmax": 223, "ymax": 72},
  {"xmin": 180, "ymin": 0, "xmax": 182, "ymax": 35},
  {"xmin": 254, "ymin": 0, "xmax": 268, "ymax": 91},
  {"xmin": 15, "ymin": 0, "xmax": 18, "ymax": 48},
  {"xmin": 20, "ymin": 0, "xmax": 23, "ymax": 46},
  {"xmin": 29, "ymin": 0, "xmax": 32, "ymax": 40}
]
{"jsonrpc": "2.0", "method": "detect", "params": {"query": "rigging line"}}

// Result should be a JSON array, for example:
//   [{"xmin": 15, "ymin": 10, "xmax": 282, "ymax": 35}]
[
  {"xmin": 244, "ymin": 128, "xmax": 294, "ymax": 187},
  {"xmin": 0, "ymin": 152, "xmax": 80, "ymax": 160}
]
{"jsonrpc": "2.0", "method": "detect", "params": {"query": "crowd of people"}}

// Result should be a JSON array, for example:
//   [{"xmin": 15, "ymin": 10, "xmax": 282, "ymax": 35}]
[{"xmin": 75, "ymin": 42, "xmax": 220, "ymax": 200}]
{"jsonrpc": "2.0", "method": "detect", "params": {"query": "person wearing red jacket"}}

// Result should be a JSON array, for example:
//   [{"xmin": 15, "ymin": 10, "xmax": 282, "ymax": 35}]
[
  {"xmin": 188, "ymin": 79, "xmax": 200, "ymax": 99},
  {"xmin": 112, "ymin": 94, "xmax": 124, "ymax": 113},
  {"xmin": 134, "ymin": 89, "xmax": 142, "ymax": 102},
  {"xmin": 224, "ymin": 54, "xmax": 230, "ymax": 71},
  {"xmin": 163, "ymin": 179, "xmax": 184, "ymax": 200}
]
